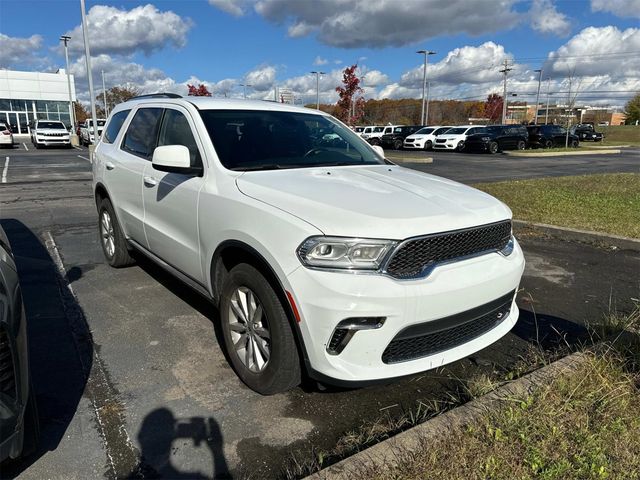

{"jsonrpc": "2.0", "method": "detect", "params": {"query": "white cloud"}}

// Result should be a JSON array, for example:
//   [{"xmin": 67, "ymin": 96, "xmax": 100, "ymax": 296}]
[
  {"xmin": 529, "ymin": 0, "xmax": 571, "ymax": 36},
  {"xmin": 211, "ymin": 0, "xmax": 520, "ymax": 48},
  {"xmin": 64, "ymin": 4, "xmax": 192, "ymax": 56},
  {"xmin": 313, "ymin": 56, "xmax": 328, "ymax": 66},
  {"xmin": 244, "ymin": 65, "xmax": 277, "ymax": 91},
  {"xmin": 362, "ymin": 70, "xmax": 389, "ymax": 87},
  {"xmin": 591, "ymin": 0, "xmax": 640, "ymax": 18},
  {"xmin": 0, "ymin": 34, "xmax": 45, "ymax": 68}
]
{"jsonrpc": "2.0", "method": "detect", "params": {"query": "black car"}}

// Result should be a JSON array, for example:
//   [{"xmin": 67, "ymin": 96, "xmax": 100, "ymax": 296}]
[
  {"xmin": 526, "ymin": 125, "xmax": 580, "ymax": 148},
  {"xmin": 380, "ymin": 125, "xmax": 423, "ymax": 150},
  {"xmin": 0, "ymin": 226, "xmax": 38, "ymax": 464},
  {"xmin": 571, "ymin": 124, "xmax": 603, "ymax": 142},
  {"xmin": 465, "ymin": 125, "xmax": 529, "ymax": 153}
]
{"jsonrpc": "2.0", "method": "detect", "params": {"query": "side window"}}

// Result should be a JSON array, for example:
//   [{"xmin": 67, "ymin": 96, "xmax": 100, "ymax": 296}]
[
  {"xmin": 103, "ymin": 110, "xmax": 130, "ymax": 144},
  {"xmin": 121, "ymin": 108, "xmax": 163, "ymax": 159},
  {"xmin": 157, "ymin": 109, "xmax": 202, "ymax": 168}
]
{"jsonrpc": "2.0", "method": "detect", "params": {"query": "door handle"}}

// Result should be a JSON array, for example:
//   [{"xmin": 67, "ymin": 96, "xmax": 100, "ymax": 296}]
[
  {"xmin": 143, "ymin": 176, "xmax": 157, "ymax": 187},
  {"xmin": 105, "ymin": 162, "xmax": 115, "ymax": 170}
]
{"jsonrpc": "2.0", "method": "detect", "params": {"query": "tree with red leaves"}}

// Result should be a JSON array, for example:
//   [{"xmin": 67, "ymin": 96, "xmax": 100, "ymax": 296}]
[
  {"xmin": 187, "ymin": 83, "xmax": 212, "ymax": 97},
  {"xmin": 335, "ymin": 65, "xmax": 364, "ymax": 125},
  {"xmin": 485, "ymin": 93, "xmax": 503, "ymax": 124}
]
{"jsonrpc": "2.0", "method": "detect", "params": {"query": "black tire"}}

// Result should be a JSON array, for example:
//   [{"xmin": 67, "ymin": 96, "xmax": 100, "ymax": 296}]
[
  {"xmin": 456, "ymin": 140, "xmax": 465, "ymax": 152},
  {"xmin": 517, "ymin": 140, "xmax": 526, "ymax": 150},
  {"xmin": 571, "ymin": 139, "xmax": 579, "ymax": 148},
  {"xmin": 370, "ymin": 138, "xmax": 380, "ymax": 146},
  {"xmin": 488, "ymin": 141, "xmax": 499, "ymax": 154},
  {"xmin": 33, "ymin": 141, "xmax": 40, "ymax": 149},
  {"xmin": 424, "ymin": 140, "xmax": 432, "ymax": 150},
  {"xmin": 21, "ymin": 385, "xmax": 40, "ymax": 458},
  {"xmin": 393, "ymin": 139, "xmax": 403, "ymax": 150},
  {"xmin": 220, "ymin": 263, "xmax": 301, "ymax": 395},
  {"xmin": 98, "ymin": 197, "xmax": 134, "ymax": 267},
  {"xmin": 544, "ymin": 139, "xmax": 553, "ymax": 149}
]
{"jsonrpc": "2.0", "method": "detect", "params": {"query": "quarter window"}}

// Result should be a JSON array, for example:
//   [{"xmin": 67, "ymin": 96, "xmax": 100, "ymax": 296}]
[
  {"xmin": 157, "ymin": 109, "xmax": 202, "ymax": 168},
  {"xmin": 121, "ymin": 108, "xmax": 163, "ymax": 159},
  {"xmin": 103, "ymin": 110, "xmax": 130, "ymax": 144}
]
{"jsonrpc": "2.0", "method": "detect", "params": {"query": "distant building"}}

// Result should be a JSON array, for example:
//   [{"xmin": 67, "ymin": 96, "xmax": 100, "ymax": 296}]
[
  {"xmin": 0, "ymin": 69, "xmax": 76, "ymax": 134},
  {"xmin": 580, "ymin": 108, "xmax": 626, "ymax": 126},
  {"xmin": 278, "ymin": 88, "xmax": 294, "ymax": 104}
]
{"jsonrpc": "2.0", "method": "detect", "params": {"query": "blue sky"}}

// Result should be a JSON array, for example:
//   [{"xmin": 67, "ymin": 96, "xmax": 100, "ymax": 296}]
[{"xmin": 1, "ymin": 0, "xmax": 639, "ymax": 106}]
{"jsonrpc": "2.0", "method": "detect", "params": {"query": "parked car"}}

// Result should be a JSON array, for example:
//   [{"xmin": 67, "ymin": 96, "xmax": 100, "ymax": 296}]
[
  {"xmin": 380, "ymin": 126, "xmax": 423, "ymax": 150},
  {"xmin": 363, "ymin": 125, "xmax": 402, "ymax": 145},
  {"xmin": 30, "ymin": 120, "xmax": 71, "ymax": 149},
  {"xmin": 570, "ymin": 124, "xmax": 603, "ymax": 142},
  {"xmin": 526, "ymin": 125, "xmax": 579, "ymax": 148},
  {"xmin": 0, "ymin": 226, "xmax": 38, "ymax": 463},
  {"xmin": 0, "ymin": 123, "xmax": 14, "ymax": 149},
  {"xmin": 403, "ymin": 126, "xmax": 453, "ymax": 150},
  {"xmin": 79, "ymin": 119, "xmax": 107, "ymax": 146},
  {"xmin": 93, "ymin": 94, "xmax": 525, "ymax": 395},
  {"xmin": 358, "ymin": 126, "xmax": 375, "ymax": 138},
  {"xmin": 432, "ymin": 125, "xmax": 486, "ymax": 151},
  {"xmin": 465, "ymin": 125, "xmax": 529, "ymax": 153}
]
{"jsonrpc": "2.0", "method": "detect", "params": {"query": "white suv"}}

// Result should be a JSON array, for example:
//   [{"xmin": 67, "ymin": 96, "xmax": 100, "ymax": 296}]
[
  {"xmin": 433, "ymin": 125, "xmax": 485, "ymax": 151},
  {"xmin": 403, "ymin": 126, "xmax": 453, "ymax": 150},
  {"xmin": 80, "ymin": 119, "xmax": 107, "ymax": 145},
  {"xmin": 93, "ymin": 94, "xmax": 525, "ymax": 394},
  {"xmin": 30, "ymin": 120, "xmax": 71, "ymax": 148}
]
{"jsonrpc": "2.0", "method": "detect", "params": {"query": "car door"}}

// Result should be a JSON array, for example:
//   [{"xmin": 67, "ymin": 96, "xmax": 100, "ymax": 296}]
[
  {"xmin": 141, "ymin": 106, "xmax": 206, "ymax": 283},
  {"xmin": 110, "ymin": 107, "xmax": 163, "ymax": 245}
]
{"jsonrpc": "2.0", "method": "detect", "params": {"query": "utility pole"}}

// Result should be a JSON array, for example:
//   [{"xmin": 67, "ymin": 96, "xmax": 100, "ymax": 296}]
[
  {"xmin": 310, "ymin": 71, "xmax": 325, "ymax": 110},
  {"xmin": 499, "ymin": 59, "xmax": 512, "ymax": 124},
  {"xmin": 425, "ymin": 81, "xmax": 431, "ymax": 125},
  {"xmin": 101, "ymin": 70, "xmax": 108, "ymax": 117},
  {"xmin": 417, "ymin": 50, "xmax": 436, "ymax": 125},
  {"xmin": 80, "ymin": 0, "xmax": 99, "ymax": 146},
  {"xmin": 565, "ymin": 77, "xmax": 572, "ymax": 148},
  {"xmin": 533, "ymin": 69, "xmax": 543, "ymax": 125},
  {"xmin": 59, "ymin": 34, "xmax": 78, "ymax": 145},
  {"xmin": 238, "ymin": 83, "xmax": 252, "ymax": 99},
  {"xmin": 544, "ymin": 77, "xmax": 551, "ymax": 124}
]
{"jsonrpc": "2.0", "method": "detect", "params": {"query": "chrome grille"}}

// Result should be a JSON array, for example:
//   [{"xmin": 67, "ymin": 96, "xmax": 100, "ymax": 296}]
[{"xmin": 385, "ymin": 220, "xmax": 512, "ymax": 279}]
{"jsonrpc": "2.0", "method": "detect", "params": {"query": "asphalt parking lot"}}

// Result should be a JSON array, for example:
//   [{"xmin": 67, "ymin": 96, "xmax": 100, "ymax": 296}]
[{"xmin": 1, "ymin": 141, "xmax": 639, "ymax": 479}]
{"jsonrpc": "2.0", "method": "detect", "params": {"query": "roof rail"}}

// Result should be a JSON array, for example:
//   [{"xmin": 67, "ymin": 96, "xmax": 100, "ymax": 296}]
[{"xmin": 130, "ymin": 93, "xmax": 182, "ymax": 100}]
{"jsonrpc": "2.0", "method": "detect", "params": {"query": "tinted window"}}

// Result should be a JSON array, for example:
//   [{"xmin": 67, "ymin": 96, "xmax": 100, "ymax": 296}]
[
  {"xmin": 37, "ymin": 121, "xmax": 65, "ymax": 129},
  {"xmin": 103, "ymin": 110, "xmax": 130, "ymax": 144},
  {"xmin": 434, "ymin": 127, "xmax": 450, "ymax": 135},
  {"xmin": 157, "ymin": 109, "xmax": 202, "ymax": 168},
  {"xmin": 446, "ymin": 127, "xmax": 466, "ymax": 135},
  {"xmin": 199, "ymin": 109, "xmax": 384, "ymax": 171},
  {"xmin": 122, "ymin": 108, "xmax": 163, "ymax": 159},
  {"xmin": 415, "ymin": 127, "xmax": 434, "ymax": 135}
]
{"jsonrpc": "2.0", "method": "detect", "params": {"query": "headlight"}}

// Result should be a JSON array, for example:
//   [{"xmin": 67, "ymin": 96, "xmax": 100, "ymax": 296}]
[{"xmin": 297, "ymin": 236, "xmax": 397, "ymax": 270}]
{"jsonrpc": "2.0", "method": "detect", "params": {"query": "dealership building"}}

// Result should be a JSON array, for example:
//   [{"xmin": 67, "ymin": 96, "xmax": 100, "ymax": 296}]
[{"xmin": 0, "ymin": 69, "xmax": 76, "ymax": 134}]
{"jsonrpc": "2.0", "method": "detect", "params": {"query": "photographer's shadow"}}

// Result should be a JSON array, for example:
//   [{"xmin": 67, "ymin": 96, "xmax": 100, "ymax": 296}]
[{"xmin": 133, "ymin": 408, "xmax": 230, "ymax": 479}]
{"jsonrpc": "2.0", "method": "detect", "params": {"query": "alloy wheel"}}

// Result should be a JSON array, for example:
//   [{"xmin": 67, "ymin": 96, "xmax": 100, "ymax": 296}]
[
  {"xmin": 100, "ymin": 210, "xmax": 115, "ymax": 258},
  {"xmin": 228, "ymin": 286, "xmax": 271, "ymax": 373}
]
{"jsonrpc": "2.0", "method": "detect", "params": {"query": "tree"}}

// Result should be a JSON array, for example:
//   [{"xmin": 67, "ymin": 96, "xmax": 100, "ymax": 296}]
[
  {"xmin": 97, "ymin": 85, "xmax": 140, "ymax": 115},
  {"xmin": 74, "ymin": 101, "xmax": 89, "ymax": 125},
  {"xmin": 624, "ymin": 92, "xmax": 640, "ymax": 124},
  {"xmin": 335, "ymin": 65, "xmax": 364, "ymax": 124},
  {"xmin": 187, "ymin": 83, "xmax": 212, "ymax": 97},
  {"xmin": 484, "ymin": 94, "xmax": 503, "ymax": 124}
]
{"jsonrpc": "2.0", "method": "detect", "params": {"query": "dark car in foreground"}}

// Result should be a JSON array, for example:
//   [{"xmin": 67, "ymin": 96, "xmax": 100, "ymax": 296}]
[
  {"xmin": 380, "ymin": 125, "xmax": 423, "ymax": 150},
  {"xmin": 526, "ymin": 125, "xmax": 580, "ymax": 148},
  {"xmin": 465, "ymin": 125, "xmax": 529, "ymax": 153},
  {"xmin": 0, "ymin": 226, "xmax": 37, "ymax": 464},
  {"xmin": 571, "ymin": 124, "xmax": 604, "ymax": 142}
]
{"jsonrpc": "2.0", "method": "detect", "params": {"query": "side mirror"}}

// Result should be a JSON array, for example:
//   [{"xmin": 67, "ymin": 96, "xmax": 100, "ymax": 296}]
[
  {"xmin": 152, "ymin": 145, "xmax": 200, "ymax": 174},
  {"xmin": 372, "ymin": 145, "xmax": 385, "ymax": 158}
]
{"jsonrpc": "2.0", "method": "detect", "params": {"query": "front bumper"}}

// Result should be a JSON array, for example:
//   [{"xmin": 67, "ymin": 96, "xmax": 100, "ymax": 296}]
[
  {"xmin": 35, "ymin": 137, "xmax": 70, "ymax": 146},
  {"xmin": 433, "ymin": 142, "xmax": 458, "ymax": 150},
  {"xmin": 287, "ymin": 238, "xmax": 525, "ymax": 383},
  {"xmin": 403, "ymin": 140, "xmax": 425, "ymax": 149},
  {"xmin": 465, "ymin": 141, "xmax": 490, "ymax": 152}
]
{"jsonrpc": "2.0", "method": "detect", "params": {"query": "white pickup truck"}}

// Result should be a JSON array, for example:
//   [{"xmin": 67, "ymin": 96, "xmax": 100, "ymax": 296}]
[{"xmin": 80, "ymin": 119, "xmax": 107, "ymax": 146}]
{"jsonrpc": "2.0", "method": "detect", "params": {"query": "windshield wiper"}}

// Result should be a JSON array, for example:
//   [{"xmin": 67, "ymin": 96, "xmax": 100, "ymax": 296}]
[{"xmin": 231, "ymin": 164, "xmax": 286, "ymax": 171}]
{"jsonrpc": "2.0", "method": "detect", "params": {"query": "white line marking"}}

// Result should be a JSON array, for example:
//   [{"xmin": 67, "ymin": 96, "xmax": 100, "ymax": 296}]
[
  {"xmin": 73, "ymin": 145, "xmax": 82, "ymax": 150},
  {"xmin": 23, "ymin": 142, "xmax": 28, "ymax": 151},
  {"xmin": 77, "ymin": 154, "xmax": 91, "ymax": 162},
  {"xmin": 1, "ymin": 156, "xmax": 8, "ymax": 183}
]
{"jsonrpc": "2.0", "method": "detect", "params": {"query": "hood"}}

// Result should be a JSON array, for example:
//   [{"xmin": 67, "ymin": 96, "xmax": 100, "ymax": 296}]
[
  {"xmin": 236, "ymin": 165, "xmax": 511, "ymax": 239},
  {"xmin": 37, "ymin": 128, "xmax": 69, "ymax": 134},
  {"xmin": 438, "ymin": 133, "xmax": 467, "ymax": 140}
]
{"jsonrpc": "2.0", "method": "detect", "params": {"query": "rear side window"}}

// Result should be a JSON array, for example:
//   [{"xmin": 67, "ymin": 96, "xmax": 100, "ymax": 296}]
[
  {"xmin": 121, "ymin": 108, "xmax": 163, "ymax": 159},
  {"xmin": 103, "ymin": 110, "xmax": 130, "ymax": 144},
  {"xmin": 157, "ymin": 109, "xmax": 202, "ymax": 168}
]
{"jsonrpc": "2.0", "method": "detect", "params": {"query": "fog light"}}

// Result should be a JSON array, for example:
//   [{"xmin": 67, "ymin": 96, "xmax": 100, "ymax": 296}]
[
  {"xmin": 326, "ymin": 317, "xmax": 386, "ymax": 355},
  {"xmin": 499, "ymin": 237, "xmax": 515, "ymax": 257}
]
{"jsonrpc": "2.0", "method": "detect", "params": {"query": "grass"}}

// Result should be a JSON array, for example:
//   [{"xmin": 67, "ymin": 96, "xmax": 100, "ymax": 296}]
[
  {"xmin": 473, "ymin": 173, "xmax": 640, "ymax": 239},
  {"xmin": 599, "ymin": 125, "xmax": 640, "ymax": 146}
]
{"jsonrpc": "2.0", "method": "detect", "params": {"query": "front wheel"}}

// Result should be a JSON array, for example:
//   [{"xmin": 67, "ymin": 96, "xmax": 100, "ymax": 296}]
[
  {"xmin": 393, "ymin": 139, "xmax": 403, "ymax": 150},
  {"xmin": 571, "ymin": 139, "xmax": 579, "ymax": 148},
  {"xmin": 456, "ymin": 140, "xmax": 465, "ymax": 152},
  {"xmin": 488, "ymin": 141, "xmax": 499, "ymax": 154},
  {"xmin": 424, "ymin": 140, "xmax": 432, "ymax": 150},
  {"xmin": 220, "ymin": 264, "xmax": 301, "ymax": 395},
  {"xmin": 98, "ymin": 198, "xmax": 134, "ymax": 267},
  {"xmin": 544, "ymin": 139, "xmax": 553, "ymax": 149},
  {"xmin": 517, "ymin": 140, "xmax": 526, "ymax": 150}
]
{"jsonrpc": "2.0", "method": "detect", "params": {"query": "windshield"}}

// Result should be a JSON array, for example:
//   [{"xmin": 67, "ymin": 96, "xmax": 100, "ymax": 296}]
[
  {"xmin": 38, "ymin": 121, "xmax": 66, "ymax": 129},
  {"xmin": 415, "ymin": 127, "xmax": 434, "ymax": 135},
  {"xmin": 373, "ymin": 127, "xmax": 384, "ymax": 133},
  {"xmin": 445, "ymin": 127, "xmax": 468, "ymax": 135},
  {"xmin": 199, "ymin": 110, "xmax": 386, "ymax": 171},
  {"xmin": 355, "ymin": 127, "xmax": 364, "ymax": 132}
]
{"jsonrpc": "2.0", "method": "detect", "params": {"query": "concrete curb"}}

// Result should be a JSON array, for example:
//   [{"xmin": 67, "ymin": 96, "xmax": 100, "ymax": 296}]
[
  {"xmin": 389, "ymin": 156, "xmax": 433, "ymax": 164},
  {"xmin": 306, "ymin": 352, "xmax": 589, "ymax": 479},
  {"xmin": 504, "ymin": 149, "xmax": 620, "ymax": 157},
  {"xmin": 513, "ymin": 220, "xmax": 640, "ymax": 252}
]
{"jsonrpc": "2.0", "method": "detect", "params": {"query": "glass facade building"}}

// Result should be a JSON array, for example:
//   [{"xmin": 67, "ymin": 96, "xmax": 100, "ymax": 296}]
[{"xmin": 0, "ymin": 69, "xmax": 76, "ymax": 134}]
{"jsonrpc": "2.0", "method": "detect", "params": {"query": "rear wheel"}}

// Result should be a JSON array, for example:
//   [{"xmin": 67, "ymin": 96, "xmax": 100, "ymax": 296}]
[
  {"xmin": 544, "ymin": 139, "xmax": 553, "ymax": 149},
  {"xmin": 488, "ymin": 141, "xmax": 499, "ymax": 154},
  {"xmin": 517, "ymin": 140, "xmax": 526, "ymax": 150},
  {"xmin": 98, "ymin": 198, "xmax": 134, "ymax": 267},
  {"xmin": 571, "ymin": 139, "xmax": 579, "ymax": 148},
  {"xmin": 456, "ymin": 140, "xmax": 465, "ymax": 152},
  {"xmin": 220, "ymin": 263, "xmax": 301, "ymax": 395},
  {"xmin": 393, "ymin": 139, "xmax": 403, "ymax": 150},
  {"xmin": 424, "ymin": 140, "xmax": 432, "ymax": 150},
  {"xmin": 370, "ymin": 138, "xmax": 380, "ymax": 146}
]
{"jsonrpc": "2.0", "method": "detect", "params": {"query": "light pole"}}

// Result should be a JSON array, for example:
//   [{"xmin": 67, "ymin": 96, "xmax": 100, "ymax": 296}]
[
  {"xmin": 310, "ymin": 71, "xmax": 325, "ymax": 110},
  {"xmin": 499, "ymin": 59, "xmax": 512, "ymax": 124},
  {"xmin": 59, "ymin": 34, "xmax": 78, "ymax": 145},
  {"xmin": 533, "ymin": 69, "xmax": 543, "ymax": 124},
  {"xmin": 101, "ymin": 69, "xmax": 108, "ymax": 117},
  {"xmin": 238, "ymin": 83, "xmax": 252, "ymax": 99},
  {"xmin": 80, "ymin": 0, "xmax": 99, "ymax": 147},
  {"xmin": 544, "ymin": 77, "xmax": 551, "ymax": 124},
  {"xmin": 417, "ymin": 50, "xmax": 436, "ymax": 125}
]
